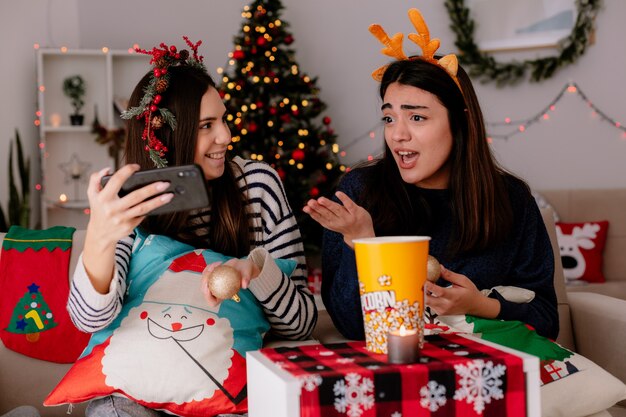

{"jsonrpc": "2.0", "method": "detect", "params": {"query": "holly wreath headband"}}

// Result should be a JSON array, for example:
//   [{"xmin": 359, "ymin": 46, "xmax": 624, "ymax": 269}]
[
  {"xmin": 121, "ymin": 36, "xmax": 206, "ymax": 168},
  {"xmin": 369, "ymin": 8, "xmax": 461, "ymax": 90}
]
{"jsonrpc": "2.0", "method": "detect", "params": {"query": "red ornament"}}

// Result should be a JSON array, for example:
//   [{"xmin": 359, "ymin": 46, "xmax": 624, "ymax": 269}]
[
  {"xmin": 248, "ymin": 121, "xmax": 258, "ymax": 133},
  {"xmin": 153, "ymin": 95, "xmax": 162, "ymax": 104},
  {"xmin": 169, "ymin": 45, "xmax": 177, "ymax": 53},
  {"xmin": 323, "ymin": 116, "xmax": 331, "ymax": 125},
  {"xmin": 269, "ymin": 107, "xmax": 277, "ymax": 115},
  {"xmin": 309, "ymin": 187, "xmax": 320, "ymax": 197},
  {"xmin": 292, "ymin": 149, "xmax": 305, "ymax": 161},
  {"xmin": 280, "ymin": 114, "xmax": 291, "ymax": 123},
  {"xmin": 232, "ymin": 50, "xmax": 245, "ymax": 60},
  {"xmin": 256, "ymin": 37, "xmax": 266, "ymax": 47},
  {"xmin": 149, "ymin": 104, "xmax": 158, "ymax": 112},
  {"xmin": 255, "ymin": 100, "xmax": 264, "ymax": 109},
  {"xmin": 284, "ymin": 35, "xmax": 294, "ymax": 45},
  {"xmin": 277, "ymin": 168, "xmax": 286, "ymax": 180},
  {"xmin": 153, "ymin": 68, "xmax": 162, "ymax": 77},
  {"xmin": 292, "ymin": 109, "xmax": 300, "ymax": 116}
]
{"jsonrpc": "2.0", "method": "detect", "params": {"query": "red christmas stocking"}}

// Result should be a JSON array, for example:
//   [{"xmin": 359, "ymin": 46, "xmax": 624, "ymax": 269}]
[{"xmin": 0, "ymin": 225, "xmax": 90, "ymax": 363}]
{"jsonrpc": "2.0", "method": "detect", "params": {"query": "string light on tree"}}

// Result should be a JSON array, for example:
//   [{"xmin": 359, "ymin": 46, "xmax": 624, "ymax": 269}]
[{"xmin": 218, "ymin": 0, "xmax": 346, "ymax": 250}]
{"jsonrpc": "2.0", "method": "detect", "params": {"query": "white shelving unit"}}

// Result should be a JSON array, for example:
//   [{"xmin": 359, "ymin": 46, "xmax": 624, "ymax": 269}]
[{"xmin": 37, "ymin": 48, "xmax": 149, "ymax": 228}]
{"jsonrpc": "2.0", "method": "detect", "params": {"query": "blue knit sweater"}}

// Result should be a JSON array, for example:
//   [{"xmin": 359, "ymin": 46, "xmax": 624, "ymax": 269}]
[{"xmin": 321, "ymin": 166, "xmax": 558, "ymax": 340}]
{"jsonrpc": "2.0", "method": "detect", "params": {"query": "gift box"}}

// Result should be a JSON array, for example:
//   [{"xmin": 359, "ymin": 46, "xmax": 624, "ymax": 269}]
[{"xmin": 247, "ymin": 334, "xmax": 540, "ymax": 417}]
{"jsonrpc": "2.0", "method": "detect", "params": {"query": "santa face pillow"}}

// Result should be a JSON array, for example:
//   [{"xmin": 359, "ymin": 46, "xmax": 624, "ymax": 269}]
[{"xmin": 45, "ymin": 231, "xmax": 296, "ymax": 416}]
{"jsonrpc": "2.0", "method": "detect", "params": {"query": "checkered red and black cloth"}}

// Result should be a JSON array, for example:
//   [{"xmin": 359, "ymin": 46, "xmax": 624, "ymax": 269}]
[{"xmin": 261, "ymin": 334, "xmax": 526, "ymax": 417}]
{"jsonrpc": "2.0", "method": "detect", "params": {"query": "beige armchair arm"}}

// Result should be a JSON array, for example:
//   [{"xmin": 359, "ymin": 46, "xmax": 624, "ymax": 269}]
[{"xmin": 569, "ymin": 292, "xmax": 626, "ymax": 384}]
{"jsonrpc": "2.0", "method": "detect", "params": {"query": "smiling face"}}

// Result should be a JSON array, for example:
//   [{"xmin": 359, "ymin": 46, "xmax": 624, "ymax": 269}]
[
  {"xmin": 382, "ymin": 82, "xmax": 453, "ymax": 189},
  {"xmin": 194, "ymin": 87, "xmax": 232, "ymax": 180}
]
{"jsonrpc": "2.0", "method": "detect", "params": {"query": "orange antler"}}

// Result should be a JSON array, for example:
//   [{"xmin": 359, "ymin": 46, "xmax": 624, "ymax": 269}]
[
  {"xmin": 406, "ymin": 8, "xmax": 440, "ymax": 60},
  {"xmin": 369, "ymin": 8, "xmax": 461, "ymax": 88},
  {"xmin": 369, "ymin": 24, "xmax": 408, "ymax": 61}
]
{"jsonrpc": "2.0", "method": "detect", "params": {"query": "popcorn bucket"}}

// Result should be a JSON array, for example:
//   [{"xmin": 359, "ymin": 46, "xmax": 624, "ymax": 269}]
[{"xmin": 353, "ymin": 236, "xmax": 430, "ymax": 354}]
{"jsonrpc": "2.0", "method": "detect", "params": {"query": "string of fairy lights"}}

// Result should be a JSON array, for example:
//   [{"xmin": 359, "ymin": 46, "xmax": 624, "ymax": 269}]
[{"xmin": 486, "ymin": 82, "xmax": 626, "ymax": 142}]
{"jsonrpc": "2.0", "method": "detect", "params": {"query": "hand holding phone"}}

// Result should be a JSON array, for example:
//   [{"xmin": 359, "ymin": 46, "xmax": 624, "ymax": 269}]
[{"xmin": 100, "ymin": 164, "xmax": 209, "ymax": 215}]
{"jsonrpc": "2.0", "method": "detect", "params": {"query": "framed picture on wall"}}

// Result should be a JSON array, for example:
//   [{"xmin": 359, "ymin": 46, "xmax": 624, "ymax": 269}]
[{"xmin": 467, "ymin": 0, "xmax": 576, "ymax": 52}]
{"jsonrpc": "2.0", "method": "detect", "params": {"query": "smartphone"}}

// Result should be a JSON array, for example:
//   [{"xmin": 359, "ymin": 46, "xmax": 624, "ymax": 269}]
[{"xmin": 100, "ymin": 164, "xmax": 209, "ymax": 215}]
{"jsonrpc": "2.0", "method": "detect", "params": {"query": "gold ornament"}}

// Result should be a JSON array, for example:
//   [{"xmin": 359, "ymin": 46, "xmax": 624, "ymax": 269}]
[
  {"xmin": 207, "ymin": 265, "xmax": 241, "ymax": 302},
  {"xmin": 427, "ymin": 255, "xmax": 441, "ymax": 282}
]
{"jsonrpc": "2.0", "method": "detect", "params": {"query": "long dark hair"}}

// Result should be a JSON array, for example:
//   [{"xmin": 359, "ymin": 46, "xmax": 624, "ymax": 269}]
[
  {"xmin": 124, "ymin": 66, "xmax": 250, "ymax": 256},
  {"xmin": 360, "ymin": 59, "xmax": 521, "ymax": 255}
]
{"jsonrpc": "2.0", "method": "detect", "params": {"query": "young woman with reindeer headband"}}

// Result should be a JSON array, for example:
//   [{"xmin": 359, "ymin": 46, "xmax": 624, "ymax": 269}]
[
  {"xmin": 304, "ymin": 9, "xmax": 558, "ymax": 341},
  {"xmin": 68, "ymin": 37, "xmax": 316, "ymax": 416}
]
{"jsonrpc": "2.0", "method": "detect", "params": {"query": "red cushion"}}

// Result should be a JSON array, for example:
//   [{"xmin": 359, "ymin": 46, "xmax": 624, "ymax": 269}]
[{"xmin": 555, "ymin": 221, "xmax": 609, "ymax": 283}]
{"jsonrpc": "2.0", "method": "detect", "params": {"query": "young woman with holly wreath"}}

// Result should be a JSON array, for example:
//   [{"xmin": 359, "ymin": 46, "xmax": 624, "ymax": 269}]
[{"xmin": 68, "ymin": 37, "xmax": 316, "ymax": 417}]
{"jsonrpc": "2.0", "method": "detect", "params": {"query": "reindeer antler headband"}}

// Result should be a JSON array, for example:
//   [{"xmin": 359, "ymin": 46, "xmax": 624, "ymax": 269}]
[
  {"xmin": 369, "ymin": 8, "xmax": 460, "ymax": 89},
  {"xmin": 121, "ymin": 36, "xmax": 205, "ymax": 168}
]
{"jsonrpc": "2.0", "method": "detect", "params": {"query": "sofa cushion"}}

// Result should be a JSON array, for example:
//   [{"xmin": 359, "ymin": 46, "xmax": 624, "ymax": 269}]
[
  {"xmin": 45, "ymin": 232, "xmax": 296, "ymax": 417},
  {"xmin": 433, "ymin": 314, "xmax": 626, "ymax": 417},
  {"xmin": 556, "ymin": 221, "xmax": 609, "ymax": 283}
]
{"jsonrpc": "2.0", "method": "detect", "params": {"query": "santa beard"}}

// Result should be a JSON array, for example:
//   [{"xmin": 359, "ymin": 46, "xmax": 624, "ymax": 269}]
[{"xmin": 102, "ymin": 302, "xmax": 234, "ymax": 404}]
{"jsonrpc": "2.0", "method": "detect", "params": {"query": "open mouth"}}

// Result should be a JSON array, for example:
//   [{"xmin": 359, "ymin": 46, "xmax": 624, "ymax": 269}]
[{"xmin": 397, "ymin": 150, "xmax": 418, "ymax": 165}]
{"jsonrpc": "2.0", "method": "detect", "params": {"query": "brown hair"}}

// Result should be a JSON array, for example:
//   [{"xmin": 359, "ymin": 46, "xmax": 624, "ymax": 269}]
[
  {"xmin": 360, "ymin": 59, "xmax": 523, "ymax": 255},
  {"xmin": 124, "ymin": 66, "xmax": 250, "ymax": 256}
]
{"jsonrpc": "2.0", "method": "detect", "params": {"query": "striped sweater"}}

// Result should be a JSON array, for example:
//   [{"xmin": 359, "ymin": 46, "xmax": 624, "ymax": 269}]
[{"xmin": 68, "ymin": 157, "xmax": 317, "ymax": 340}]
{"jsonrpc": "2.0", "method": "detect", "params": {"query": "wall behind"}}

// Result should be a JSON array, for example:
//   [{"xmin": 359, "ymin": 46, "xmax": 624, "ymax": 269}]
[{"xmin": 1, "ymin": 0, "xmax": 624, "ymax": 226}]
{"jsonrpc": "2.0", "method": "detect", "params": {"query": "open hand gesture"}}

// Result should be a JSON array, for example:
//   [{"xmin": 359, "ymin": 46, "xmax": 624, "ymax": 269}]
[{"xmin": 303, "ymin": 191, "xmax": 375, "ymax": 248}]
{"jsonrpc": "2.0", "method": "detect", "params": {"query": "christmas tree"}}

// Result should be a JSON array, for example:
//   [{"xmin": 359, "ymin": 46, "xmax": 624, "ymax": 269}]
[
  {"xmin": 7, "ymin": 282, "xmax": 58, "ymax": 342},
  {"xmin": 218, "ymin": 0, "xmax": 345, "ymax": 252}
]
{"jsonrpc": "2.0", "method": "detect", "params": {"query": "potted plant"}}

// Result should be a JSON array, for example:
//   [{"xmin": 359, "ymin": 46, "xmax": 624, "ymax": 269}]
[{"xmin": 63, "ymin": 75, "xmax": 86, "ymax": 125}]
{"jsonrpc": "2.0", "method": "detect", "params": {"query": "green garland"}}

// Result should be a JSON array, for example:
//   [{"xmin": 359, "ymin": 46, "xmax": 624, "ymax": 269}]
[{"xmin": 444, "ymin": 0, "xmax": 602, "ymax": 86}]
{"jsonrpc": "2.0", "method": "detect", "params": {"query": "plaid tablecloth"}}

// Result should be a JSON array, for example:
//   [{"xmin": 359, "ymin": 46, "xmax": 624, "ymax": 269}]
[{"xmin": 260, "ymin": 334, "xmax": 526, "ymax": 417}]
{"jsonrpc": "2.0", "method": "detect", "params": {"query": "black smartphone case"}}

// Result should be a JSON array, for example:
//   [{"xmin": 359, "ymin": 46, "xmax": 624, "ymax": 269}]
[{"xmin": 100, "ymin": 164, "xmax": 209, "ymax": 215}]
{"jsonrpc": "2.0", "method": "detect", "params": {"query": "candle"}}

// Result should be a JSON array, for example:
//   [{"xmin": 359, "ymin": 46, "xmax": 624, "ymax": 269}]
[
  {"xmin": 49, "ymin": 113, "xmax": 62, "ymax": 127},
  {"xmin": 387, "ymin": 325, "xmax": 420, "ymax": 364},
  {"xmin": 71, "ymin": 162, "xmax": 81, "ymax": 177}
]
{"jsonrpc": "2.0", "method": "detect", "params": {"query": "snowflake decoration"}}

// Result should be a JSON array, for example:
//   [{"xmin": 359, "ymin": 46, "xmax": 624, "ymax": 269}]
[
  {"xmin": 333, "ymin": 373, "xmax": 375, "ymax": 417},
  {"xmin": 420, "ymin": 380, "xmax": 447, "ymax": 412},
  {"xmin": 299, "ymin": 374, "xmax": 323, "ymax": 392},
  {"xmin": 454, "ymin": 360, "xmax": 506, "ymax": 414}
]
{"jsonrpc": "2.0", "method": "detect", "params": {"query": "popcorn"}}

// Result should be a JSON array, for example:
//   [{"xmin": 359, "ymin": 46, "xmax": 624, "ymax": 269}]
[{"xmin": 362, "ymin": 298, "xmax": 424, "ymax": 354}]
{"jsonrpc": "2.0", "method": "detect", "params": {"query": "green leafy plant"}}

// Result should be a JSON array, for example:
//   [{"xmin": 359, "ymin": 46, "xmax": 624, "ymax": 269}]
[
  {"xmin": 0, "ymin": 129, "xmax": 31, "ymax": 232},
  {"xmin": 63, "ymin": 75, "xmax": 86, "ymax": 115}
]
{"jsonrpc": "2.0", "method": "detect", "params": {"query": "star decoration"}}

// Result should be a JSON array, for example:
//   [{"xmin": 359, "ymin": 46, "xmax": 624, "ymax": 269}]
[
  {"xmin": 16, "ymin": 319, "xmax": 27, "ymax": 331},
  {"xmin": 59, "ymin": 153, "xmax": 91, "ymax": 183},
  {"xmin": 27, "ymin": 282, "xmax": 40, "ymax": 294}
]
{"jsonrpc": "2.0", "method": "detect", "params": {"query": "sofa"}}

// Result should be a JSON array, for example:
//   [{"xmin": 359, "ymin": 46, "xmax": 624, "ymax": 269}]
[
  {"xmin": 538, "ymin": 189, "xmax": 626, "ymax": 300},
  {"xmin": 1, "ymin": 189, "xmax": 626, "ymax": 416}
]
